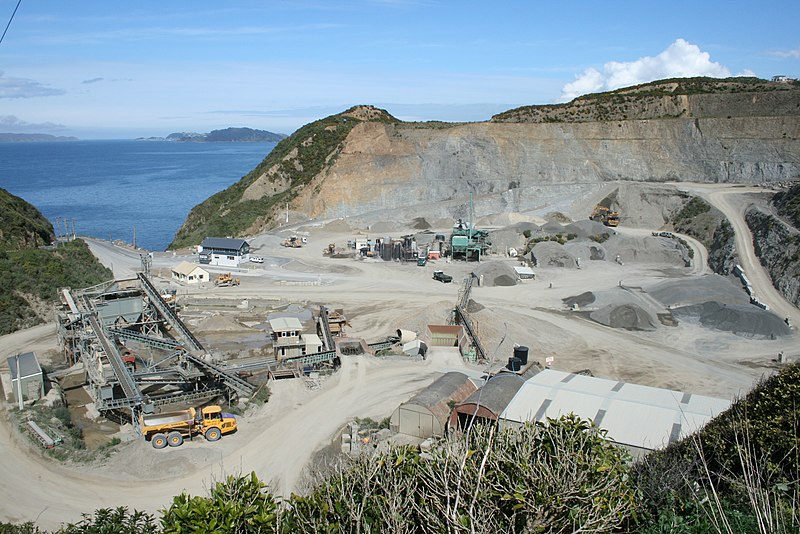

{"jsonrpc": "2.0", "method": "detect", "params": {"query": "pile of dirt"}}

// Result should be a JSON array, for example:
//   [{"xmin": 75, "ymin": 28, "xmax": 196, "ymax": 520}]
[
  {"xmin": 465, "ymin": 298, "xmax": 485, "ymax": 313},
  {"xmin": 672, "ymin": 301, "xmax": 792, "ymax": 338},
  {"xmin": 472, "ymin": 261, "xmax": 519, "ymax": 287},
  {"xmin": 563, "ymin": 291, "xmax": 596, "ymax": 308},
  {"xmin": 195, "ymin": 313, "xmax": 252, "ymax": 333},
  {"xmin": 563, "ymin": 219, "xmax": 613, "ymax": 239},
  {"xmin": 544, "ymin": 212, "xmax": 572, "ymax": 223},
  {"xmin": 323, "ymin": 219, "xmax": 353, "ymax": 232},
  {"xmin": 590, "ymin": 303, "xmax": 659, "ymax": 331},
  {"xmin": 563, "ymin": 241, "xmax": 607, "ymax": 261},
  {"xmin": 602, "ymin": 233, "xmax": 686, "ymax": 265},
  {"xmin": 531, "ymin": 241, "xmax": 577, "ymax": 268},
  {"xmin": 649, "ymin": 275, "xmax": 748, "ymax": 308},
  {"xmin": 540, "ymin": 220, "xmax": 567, "ymax": 235},
  {"xmin": 411, "ymin": 217, "xmax": 431, "ymax": 229}
]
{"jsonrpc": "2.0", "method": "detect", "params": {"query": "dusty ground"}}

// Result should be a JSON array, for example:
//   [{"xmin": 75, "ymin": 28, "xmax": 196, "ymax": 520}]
[{"xmin": 0, "ymin": 181, "xmax": 796, "ymax": 530}]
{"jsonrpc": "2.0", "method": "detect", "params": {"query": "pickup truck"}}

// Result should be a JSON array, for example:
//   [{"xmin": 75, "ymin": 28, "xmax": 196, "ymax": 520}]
[{"xmin": 433, "ymin": 270, "xmax": 452, "ymax": 283}]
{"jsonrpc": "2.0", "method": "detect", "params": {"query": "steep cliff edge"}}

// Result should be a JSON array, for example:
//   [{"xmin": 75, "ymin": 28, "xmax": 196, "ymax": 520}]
[
  {"xmin": 746, "ymin": 188, "xmax": 800, "ymax": 309},
  {"xmin": 170, "ymin": 78, "xmax": 800, "ymax": 249}
]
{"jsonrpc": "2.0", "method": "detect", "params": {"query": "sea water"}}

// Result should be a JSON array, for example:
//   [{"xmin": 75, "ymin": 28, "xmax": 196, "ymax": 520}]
[{"xmin": 0, "ymin": 140, "xmax": 277, "ymax": 251}]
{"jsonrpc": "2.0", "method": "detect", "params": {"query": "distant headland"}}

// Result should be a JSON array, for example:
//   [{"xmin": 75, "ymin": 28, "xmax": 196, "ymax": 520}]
[
  {"xmin": 138, "ymin": 127, "xmax": 286, "ymax": 143},
  {"xmin": 0, "ymin": 133, "xmax": 79, "ymax": 142}
]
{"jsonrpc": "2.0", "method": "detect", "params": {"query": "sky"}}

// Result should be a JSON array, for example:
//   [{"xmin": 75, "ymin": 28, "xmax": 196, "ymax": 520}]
[{"xmin": 0, "ymin": 0, "xmax": 798, "ymax": 139}]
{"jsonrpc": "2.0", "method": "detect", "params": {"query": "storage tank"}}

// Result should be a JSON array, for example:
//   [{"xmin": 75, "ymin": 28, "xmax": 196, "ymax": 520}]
[
  {"xmin": 506, "ymin": 357, "xmax": 521, "ymax": 372},
  {"xmin": 514, "ymin": 346, "xmax": 529, "ymax": 365}
]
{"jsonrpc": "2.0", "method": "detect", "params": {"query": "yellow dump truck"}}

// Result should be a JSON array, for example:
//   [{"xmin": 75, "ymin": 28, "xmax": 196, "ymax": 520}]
[{"xmin": 140, "ymin": 405, "xmax": 237, "ymax": 449}]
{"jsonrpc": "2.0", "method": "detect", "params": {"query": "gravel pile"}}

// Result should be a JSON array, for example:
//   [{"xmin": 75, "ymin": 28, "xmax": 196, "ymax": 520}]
[
  {"xmin": 563, "ymin": 219, "xmax": 613, "ymax": 239},
  {"xmin": 472, "ymin": 261, "xmax": 519, "ymax": 287},
  {"xmin": 672, "ymin": 301, "xmax": 792, "ymax": 338},
  {"xmin": 590, "ymin": 304, "xmax": 659, "ymax": 331},
  {"xmin": 531, "ymin": 241, "xmax": 577, "ymax": 268},
  {"xmin": 602, "ymin": 233, "xmax": 686, "ymax": 265},
  {"xmin": 649, "ymin": 275, "xmax": 748, "ymax": 308},
  {"xmin": 563, "ymin": 241, "xmax": 607, "ymax": 261}
]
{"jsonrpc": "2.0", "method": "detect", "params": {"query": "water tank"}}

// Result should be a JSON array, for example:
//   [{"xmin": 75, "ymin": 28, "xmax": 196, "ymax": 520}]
[
  {"xmin": 514, "ymin": 346, "xmax": 529, "ymax": 365},
  {"xmin": 507, "ymin": 357, "xmax": 521, "ymax": 372}
]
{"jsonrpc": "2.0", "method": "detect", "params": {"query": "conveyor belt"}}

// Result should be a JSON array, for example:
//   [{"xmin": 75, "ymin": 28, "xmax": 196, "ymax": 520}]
[
  {"xmin": 87, "ymin": 314, "xmax": 144, "ymax": 403},
  {"xmin": 137, "ymin": 272, "xmax": 204, "ymax": 351}
]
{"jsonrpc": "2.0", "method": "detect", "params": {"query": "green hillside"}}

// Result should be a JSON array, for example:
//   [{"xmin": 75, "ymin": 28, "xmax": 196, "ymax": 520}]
[
  {"xmin": 0, "ymin": 188, "xmax": 112, "ymax": 334},
  {"xmin": 168, "ymin": 106, "xmax": 397, "ymax": 249}
]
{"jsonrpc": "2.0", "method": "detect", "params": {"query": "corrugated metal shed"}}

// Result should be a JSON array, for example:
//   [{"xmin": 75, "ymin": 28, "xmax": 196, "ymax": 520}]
[
  {"xmin": 513, "ymin": 266, "xmax": 535, "ymax": 279},
  {"xmin": 391, "ymin": 371, "xmax": 477, "ymax": 438},
  {"xmin": 499, "ymin": 369, "xmax": 731, "ymax": 454},
  {"xmin": 449, "ymin": 372, "xmax": 525, "ymax": 430}
]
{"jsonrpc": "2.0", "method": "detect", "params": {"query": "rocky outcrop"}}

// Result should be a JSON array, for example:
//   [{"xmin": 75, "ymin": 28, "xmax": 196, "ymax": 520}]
[
  {"xmin": 172, "ymin": 78, "xmax": 800, "ymax": 247},
  {"xmin": 745, "ymin": 207, "xmax": 800, "ymax": 308}
]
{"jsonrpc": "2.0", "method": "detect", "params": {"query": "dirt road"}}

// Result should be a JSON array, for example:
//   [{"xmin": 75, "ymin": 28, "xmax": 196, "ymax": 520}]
[{"xmin": 0, "ymin": 190, "xmax": 795, "ymax": 529}]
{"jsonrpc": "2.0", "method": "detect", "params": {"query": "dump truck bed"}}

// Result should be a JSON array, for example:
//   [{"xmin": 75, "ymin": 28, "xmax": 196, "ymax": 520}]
[{"xmin": 142, "ymin": 411, "xmax": 194, "ymax": 428}]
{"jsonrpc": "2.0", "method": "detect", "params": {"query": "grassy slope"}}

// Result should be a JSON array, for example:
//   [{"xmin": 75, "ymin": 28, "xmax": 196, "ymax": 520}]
[{"xmin": 169, "ymin": 107, "xmax": 398, "ymax": 249}]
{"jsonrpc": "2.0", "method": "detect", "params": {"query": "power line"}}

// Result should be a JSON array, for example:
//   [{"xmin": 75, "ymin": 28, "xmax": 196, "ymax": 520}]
[{"xmin": 0, "ymin": 0, "xmax": 22, "ymax": 45}]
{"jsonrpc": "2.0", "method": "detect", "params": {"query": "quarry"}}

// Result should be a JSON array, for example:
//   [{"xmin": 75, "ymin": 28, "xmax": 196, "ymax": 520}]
[{"xmin": 1, "ymin": 78, "xmax": 799, "ymax": 529}]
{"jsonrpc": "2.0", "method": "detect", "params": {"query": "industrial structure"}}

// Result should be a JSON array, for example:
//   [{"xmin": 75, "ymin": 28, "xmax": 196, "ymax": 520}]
[
  {"xmin": 6, "ymin": 352, "xmax": 45, "ymax": 405},
  {"xmin": 56, "ymin": 273, "xmax": 256, "ymax": 430}
]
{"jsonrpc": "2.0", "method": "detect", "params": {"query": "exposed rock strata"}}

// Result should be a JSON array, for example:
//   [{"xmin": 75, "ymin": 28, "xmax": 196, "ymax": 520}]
[{"xmin": 746, "ymin": 207, "xmax": 800, "ymax": 308}]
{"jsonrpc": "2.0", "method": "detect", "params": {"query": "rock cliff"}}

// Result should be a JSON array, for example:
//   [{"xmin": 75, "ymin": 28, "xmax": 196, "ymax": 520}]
[
  {"xmin": 746, "ymin": 206, "xmax": 800, "ymax": 308},
  {"xmin": 170, "ymin": 78, "xmax": 800, "ymax": 249}
]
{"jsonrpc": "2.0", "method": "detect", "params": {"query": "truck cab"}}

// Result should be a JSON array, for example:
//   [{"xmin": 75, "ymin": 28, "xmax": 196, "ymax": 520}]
[{"xmin": 433, "ymin": 270, "xmax": 453, "ymax": 283}]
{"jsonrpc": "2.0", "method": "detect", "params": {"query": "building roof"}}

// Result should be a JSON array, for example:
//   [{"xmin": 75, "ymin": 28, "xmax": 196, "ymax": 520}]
[
  {"xmin": 172, "ymin": 261, "xmax": 207, "ymax": 276},
  {"xmin": 404, "ymin": 371, "xmax": 477, "ymax": 426},
  {"xmin": 269, "ymin": 317, "xmax": 303, "ymax": 332},
  {"xmin": 500, "ymin": 369, "xmax": 731, "ymax": 451},
  {"xmin": 457, "ymin": 372, "xmax": 525, "ymax": 417},
  {"xmin": 200, "ymin": 237, "xmax": 249, "ymax": 251},
  {"xmin": 513, "ymin": 266, "xmax": 535, "ymax": 276},
  {"xmin": 303, "ymin": 333, "xmax": 322, "ymax": 346},
  {"xmin": 7, "ymin": 352, "xmax": 42, "ymax": 379}
]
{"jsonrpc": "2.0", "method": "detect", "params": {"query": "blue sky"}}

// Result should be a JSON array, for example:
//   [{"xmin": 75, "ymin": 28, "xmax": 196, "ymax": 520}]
[{"xmin": 1, "ymin": 0, "xmax": 798, "ymax": 139}]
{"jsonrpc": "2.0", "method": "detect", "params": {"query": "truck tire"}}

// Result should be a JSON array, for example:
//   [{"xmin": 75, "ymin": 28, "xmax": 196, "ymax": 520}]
[
  {"xmin": 205, "ymin": 427, "xmax": 221, "ymax": 442},
  {"xmin": 167, "ymin": 431, "xmax": 184, "ymax": 447},
  {"xmin": 151, "ymin": 433, "xmax": 168, "ymax": 449}
]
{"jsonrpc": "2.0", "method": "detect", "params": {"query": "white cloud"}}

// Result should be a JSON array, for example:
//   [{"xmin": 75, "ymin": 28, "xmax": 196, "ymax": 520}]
[
  {"xmin": 560, "ymin": 39, "xmax": 732, "ymax": 102},
  {"xmin": 0, "ymin": 115, "xmax": 68, "ymax": 132},
  {"xmin": 770, "ymin": 47, "xmax": 800, "ymax": 59},
  {"xmin": 0, "ymin": 71, "xmax": 65, "ymax": 98}
]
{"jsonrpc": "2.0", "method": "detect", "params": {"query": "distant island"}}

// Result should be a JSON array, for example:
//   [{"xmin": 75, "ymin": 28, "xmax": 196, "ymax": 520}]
[
  {"xmin": 139, "ymin": 127, "xmax": 286, "ymax": 143},
  {"xmin": 0, "ymin": 133, "xmax": 78, "ymax": 142}
]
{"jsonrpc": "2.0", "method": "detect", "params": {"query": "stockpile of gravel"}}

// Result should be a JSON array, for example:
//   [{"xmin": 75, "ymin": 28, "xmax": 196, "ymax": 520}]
[
  {"xmin": 563, "ymin": 241, "xmax": 607, "ymax": 261},
  {"xmin": 563, "ymin": 291, "xmax": 596, "ymax": 308},
  {"xmin": 672, "ymin": 301, "xmax": 792, "ymax": 338},
  {"xmin": 563, "ymin": 219, "xmax": 613, "ymax": 239},
  {"xmin": 531, "ymin": 241, "xmax": 577, "ymax": 268},
  {"xmin": 472, "ymin": 261, "xmax": 519, "ymax": 287},
  {"xmin": 602, "ymin": 234, "xmax": 686, "ymax": 265},
  {"xmin": 649, "ymin": 275, "xmax": 748, "ymax": 308},
  {"xmin": 590, "ymin": 304, "xmax": 659, "ymax": 331}
]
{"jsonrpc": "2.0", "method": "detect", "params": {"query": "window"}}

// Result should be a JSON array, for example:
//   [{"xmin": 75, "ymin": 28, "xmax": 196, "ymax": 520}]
[{"xmin": 227, "ymin": 256, "xmax": 235, "ymax": 261}]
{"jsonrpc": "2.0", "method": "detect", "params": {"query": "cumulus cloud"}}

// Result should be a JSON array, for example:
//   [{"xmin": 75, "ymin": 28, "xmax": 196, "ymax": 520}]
[
  {"xmin": 560, "ymin": 39, "xmax": 733, "ymax": 101},
  {"xmin": 0, "ymin": 115, "xmax": 68, "ymax": 132},
  {"xmin": 0, "ymin": 71, "xmax": 65, "ymax": 98}
]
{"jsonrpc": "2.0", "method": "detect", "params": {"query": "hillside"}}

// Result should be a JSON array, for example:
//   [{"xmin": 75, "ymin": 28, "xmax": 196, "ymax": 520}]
[
  {"xmin": 165, "ymin": 127, "xmax": 286, "ymax": 143},
  {"xmin": 0, "ymin": 133, "xmax": 78, "ymax": 142},
  {"xmin": 170, "ymin": 77, "xmax": 800, "ymax": 249},
  {"xmin": 0, "ymin": 189, "xmax": 112, "ymax": 334}
]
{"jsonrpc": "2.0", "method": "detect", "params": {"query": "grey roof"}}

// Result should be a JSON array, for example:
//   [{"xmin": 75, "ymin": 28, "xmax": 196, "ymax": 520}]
[
  {"xmin": 200, "ymin": 237, "xmax": 249, "ymax": 251},
  {"xmin": 269, "ymin": 317, "xmax": 302, "ymax": 332},
  {"xmin": 407, "ymin": 371, "xmax": 476, "ymax": 410},
  {"xmin": 7, "ymin": 352, "xmax": 42, "ymax": 379},
  {"xmin": 458, "ymin": 372, "xmax": 525, "ymax": 416},
  {"xmin": 500, "ymin": 369, "xmax": 731, "ymax": 451}
]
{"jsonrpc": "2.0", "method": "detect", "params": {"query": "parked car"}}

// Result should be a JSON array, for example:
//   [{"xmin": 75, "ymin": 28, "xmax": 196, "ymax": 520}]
[
  {"xmin": 433, "ymin": 270, "xmax": 452, "ymax": 283},
  {"xmin": 250, "ymin": 256, "xmax": 264, "ymax": 263}
]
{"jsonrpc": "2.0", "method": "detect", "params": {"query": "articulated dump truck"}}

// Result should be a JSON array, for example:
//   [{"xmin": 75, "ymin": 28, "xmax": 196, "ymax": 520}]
[{"xmin": 140, "ymin": 405, "xmax": 237, "ymax": 449}]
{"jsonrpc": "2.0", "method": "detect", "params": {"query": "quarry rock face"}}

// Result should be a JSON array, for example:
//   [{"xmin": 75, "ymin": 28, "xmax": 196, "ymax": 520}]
[
  {"xmin": 295, "ymin": 114, "xmax": 798, "ymax": 221},
  {"xmin": 746, "ymin": 207, "xmax": 800, "ymax": 308}
]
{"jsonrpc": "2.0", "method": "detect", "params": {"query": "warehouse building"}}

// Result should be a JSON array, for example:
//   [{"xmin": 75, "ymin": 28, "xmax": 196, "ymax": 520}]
[
  {"xmin": 498, "ymin": 369, "xmax": 731, "ymax": 456},
  {"xmin": 391, "ymin": 371, "xmax": 477, "ymax": 439},
  {"xmin": 449, "ymin": 372, "xmax": 525, "ymax": 431}
]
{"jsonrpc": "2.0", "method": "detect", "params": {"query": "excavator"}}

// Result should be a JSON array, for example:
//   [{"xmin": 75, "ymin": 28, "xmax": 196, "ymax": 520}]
[
  {"xmin": 282, "ymin": 236, "xmax": 304, "ymax": 248},
  {"xmin": 590, "ymin": 205, "xmax": 621, "ymax": 227}
]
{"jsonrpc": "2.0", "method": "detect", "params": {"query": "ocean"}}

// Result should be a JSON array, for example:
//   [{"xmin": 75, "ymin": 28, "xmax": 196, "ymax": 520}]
[{"xmin": 0, "ymin": 140, "xmax": 277, "ymax": 251}]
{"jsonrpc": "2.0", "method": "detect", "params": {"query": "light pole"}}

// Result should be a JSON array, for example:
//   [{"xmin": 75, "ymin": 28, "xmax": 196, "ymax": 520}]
[{"xmin": 15, "ymin": 354, "xmax": 23, "ymax": 410}]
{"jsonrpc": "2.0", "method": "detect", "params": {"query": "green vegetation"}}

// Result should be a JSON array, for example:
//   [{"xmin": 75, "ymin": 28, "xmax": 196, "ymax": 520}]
[
  {"xmin": 169, "ymin": 106, "xmax": 399, "ymax": 249},
  {"xmin": 492, "ymin": 76, "xmax": 797, "ymax": 123},
  {"xmin": 3, "ymin": 362, "xmax": 799, "ymax": 531},
  {"xmin": 0, "ymin": 188, "xmax": 54, "ymax": 249},
  {"xmin": 0, "ymin": 239, "xmax": 112, "ymax": 334}
]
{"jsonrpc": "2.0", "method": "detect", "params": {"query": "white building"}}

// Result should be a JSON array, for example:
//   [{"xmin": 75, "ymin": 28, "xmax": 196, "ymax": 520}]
[
  {"xmin": 171, "ymin": 261, "xmax": 209, "ymax": 284},
  {"xmin": 499, "ymin": 369, "xmax": 730, "ymax": 457},
  {"xmin": 198, "ymin": 237, "xmax": 250, "ymax": 267},
  {"xmin": 268, "ymin": 317, "xmax": 322, "ymax": 360}
]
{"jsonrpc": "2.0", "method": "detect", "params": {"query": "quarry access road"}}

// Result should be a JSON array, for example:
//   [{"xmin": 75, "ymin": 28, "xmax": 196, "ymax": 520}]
[{"xmin": 674, "ymin": 183, "xmax": 800, "ymax": 328}]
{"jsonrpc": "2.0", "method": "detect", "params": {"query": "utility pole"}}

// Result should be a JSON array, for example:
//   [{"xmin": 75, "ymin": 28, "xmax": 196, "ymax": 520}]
[
  {"xmin": 16, "ymin": 354, "xmax": 23, "ymax": 410},
  {"xmin": 133, "ymin": 225, "xmax": 137, "ymax": 249}
]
